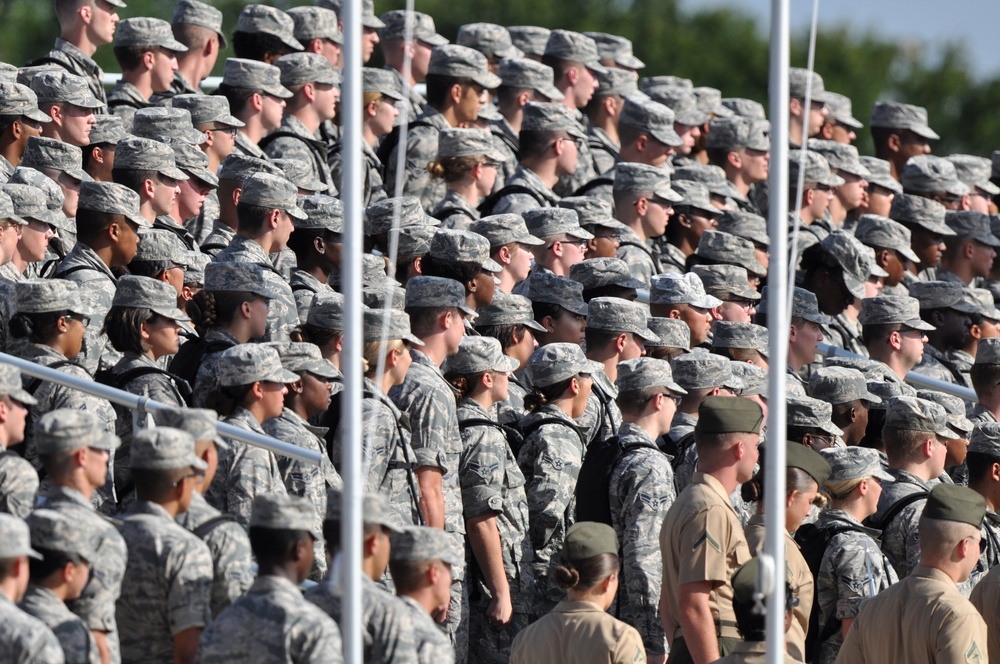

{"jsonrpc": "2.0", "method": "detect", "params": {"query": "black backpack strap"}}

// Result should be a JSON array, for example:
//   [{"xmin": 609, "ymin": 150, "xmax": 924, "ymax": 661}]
[
  {"xmin": 192, "ymin": 514, "xmax": 238, "ymax": 539},
  {"xmin": 54, "ymin": 264, "xmax": 100, "ymax": 279},
  {"xmin": 868, "ymin": 490, "xmax": 930, "ymax": 530},
  {"xmin": 430, "ymin": 206, "xmax": 477, "ymax": 223},
  {"xmin": 375, "ymin": 119, "xmax": 433, "ymax": 167},
  {"xmin": 114, "ymin": 366, "xmax": 193, "ymax": 406},
  {"xmin": 476, "ymin": 184, "xmax": 546, "ymax": 216},
  {"xmin": 572, "ymin": 176, "xmax": 613, "ymax": 197},
  {"xmin": 24, "ymin": 359, "xmax": 76, "ymax": 395}
]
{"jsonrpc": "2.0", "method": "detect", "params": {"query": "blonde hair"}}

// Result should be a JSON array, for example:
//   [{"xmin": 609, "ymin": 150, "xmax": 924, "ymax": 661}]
[
  {"xmin": 363, "ymin": 338, "xmax": 405, "ymax": 378},
  {"xmin": 825, "ymin": 477, "xmax": 865, "ymax": 501},
  {"xmin": 427, "ymin": 155, "xmax": 486, "ymax": 182}
]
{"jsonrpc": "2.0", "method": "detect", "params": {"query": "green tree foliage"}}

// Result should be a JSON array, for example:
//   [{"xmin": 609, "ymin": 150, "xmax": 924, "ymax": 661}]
[{"xmin": 2, "ymin": 0, "xmax": 996, "ymax": 156}]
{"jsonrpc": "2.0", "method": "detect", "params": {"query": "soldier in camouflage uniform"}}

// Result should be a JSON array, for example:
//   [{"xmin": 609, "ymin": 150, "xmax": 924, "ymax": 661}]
[
  {"xmin": 213, "ymin": 172, "xmax": 306, "ymax": 341},
  {"xmin": 200, "ymin": 155, "xmax": 284, "ymax": 257},
  {"xmin": 286, "ymin": 194, "xmax": 341, "ymax": 322},
  {"xmin": 807, "ymin": 367, "xmax": 882, "ymax": 448},
  {"xmin": 151, "ymin": 0, "xmax": 228, "ymax": 105},
  {"xmin": 116, "ymin": 428, "xmax": 213, "ymax": 664},
  {"xmin": 584, "ymin": 68, "xmax": 638, "ymax": 176},
  {"xmin": 216, "ymin": 58, "xmax": 292, "ymax": 161},
  {"xmin": 0, "ymin": 364, "xmax": 39, "ymax": 519},
  {"xmin": 660, "ymin": 181, "xmax": 723, "ymax": 276},
  {"xmin": 909, "ymin": 281, "xmax": 978, "ymax": 386},
  {"xmin": 390, "ymin": 276, "xmax": 477, "ymax": 658},
  {"xmin": 388, "ymin": 527, "xmax": 459, "ymax": 663},
  {"xmin": 306, "ymin": 490, "xmax": 419, "ymax": 663},
  {"xmin": 970, "ymin": 338, "xmax": 1000, "ymax": 425},
  {"xmin": 427, "ymin": 128, "xmax": 508, "ymax": 230},
  {"xmin": 22, "ymin": 509, "xmax": 101, "ymax": 664},
  {"xmin": 152, "ymin": 408, "xmax": 254, "ymax": 619},
  {"xmin": 29, "ymin": 70, "xmax": 101, "ymax": 148},
  {"xmin": 517, "ymin": 343, "xmax": 595, "ymax": 615},
  {"xmin": 694, "ymin": 265, "xmax": 760, "ymax": 325},
  {"xmin": 612, "ymin": 162, "xmax": 682, "ymax": 286},
  {"xmin": 35, "ymin": 410, "xmax": 126, "ymax": 664},
  {"xmin": 207, "ymin": 344, "xmax": 294, "ymax": 528},
  {"xmin": 648, "ymin": 271, "xmax": 721, "ymax": 349},
  {"xmin": 962, "ymin": 424, "xmax": 1000, "ymax": 585},
  {"xmin": 608, "ymin": 358, "xmax": 687, "ymax": 659},
  {"xmin": 853, "ymin": 214, "xmax": 921, "ymax": 295},
  {"xmin": 948, "ymin": 288, "xmax": 1000, "ymax": 386},
  {"xmin": 0, "ymin": 513, "xmax": 65, "ymax": 664},
  {"xmin": 379, "ymin": 11, "xmax": 445, "ymax": 124},
  {"xmin": 812, "ymin": 447, "xmax": 899, "ymax": 664},
  {"xmin": 447, "ymin": 337, "xmax": 534, "ymax": 662},
  {"xmin": 264, "ymin": 342, "xmax": 343, "ymax": 581},
  {"xmin": 198, "ymin": 494, "xmax": 344, "ymax": 663}
]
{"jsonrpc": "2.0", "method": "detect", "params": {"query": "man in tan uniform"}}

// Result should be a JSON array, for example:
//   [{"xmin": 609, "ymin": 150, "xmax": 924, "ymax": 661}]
[
  {"xmin": 836, "ymin": 483, "xmax": 988, "ymax": 664},
  {"xmin": 659, "ymin": 396, "xmax": 763, "ymax": 664}
]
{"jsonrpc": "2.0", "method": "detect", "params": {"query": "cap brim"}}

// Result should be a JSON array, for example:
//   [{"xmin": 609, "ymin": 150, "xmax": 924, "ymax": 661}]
[
  {"xmin": 524, "ymin": 318, "xmax": 547, "ymax": 333},
  {"xmin": 615, "ymin": 54, "xmax": 645, "ymax": 70},
  {"xmin": 459, "ymin": 304, "xmax": 478, "ymax": 318},
  {"xmin": 803, "ymin": 312, "xmax": 833, "ymax": 325},
  {"xmin": 286, "ymin": 203, "xmax": 308, "ymax": 221},
  {"xmin": 836, "ymin": 115, "xmax": 864, "ymax": 129},
  {"xmin": 403, "ymin": 333, "xmax": 425, "ymax": 347},
  {"xmin": 909, "ymin": 125, "xmax": 940, "ymax": 141},
  {"xmin": 71, "ymin": 95, "xmax": 104, "ymax": 110},
  {"xmin": 516, "ymin": 234, "xmax": 546, "ymax": 246},
  {"xmin": 952, "ymin": 300, "xmax": 981, "ymax": 315},
  {"xmin": 977, "ymin": 180, "xmax": 1000, "ymax": 196},
  {"xmin": 265, "ymin": 84, "xmax": 294, "ymax": 99},
  {"xmin": 976, "ymin": 234, "xmax": 1000, "ymax": 248},
  {"xmin": 537, "ymin": 83, "xmax": 565, "ymax": 102},
  {"xmin": 472, "ymin": 71, "xmax": 502, "ymax": 90},
  {"xmin": 481, "ymin": 256, "xmax": 503, "ymax": 273},
  {"xmin": 586, "ymin": 61, "xmax": 609, "ymax": 75},
  {"xmin": 899, "ymin": 245, "xmax": 920, "ymax": 263},
  {"xmin": 697, "ymin": 293, "xmax": 724, "ymax": 309},
  {"xmin": 871, "ymin": 467, "xmax": 895, "ymax": 482},
  {"xmin": 190, "ymin": 455, "xmax": 209, "ymax": 471},
  {"xmin": 935, "ymin": 425, "xmax": 960, "ymax": 440},
  {"xmin": 654, "ymin": 184, "xmax": 684, "ymax": 204},
  {"xmin": 281, "ymin": 35, "xmax": 305, "ymax": 51},
  {"xmin": 273, "ymin": 367, "xmax": 302, "ymax": 384},
  {"xmin": 420, "ymin": 33, "xmax": 449, "ymax": 47},
  {"xmin": 567, "ymin": 227, "xmax": 595, "ymax": 240},
  {"xmin": 8, "ymin": 387, "xmax": 37, "ymax": 406},
  {"xmin": 499, "ymin": 355, "xmax": 520, "ymax": 372},
  {"xmin": 634, "ymin": 327, "xmax": 661, "ymax": 343},
  {"xmin": 24, "ymin": 107, "xmax": 52, "ymax": 123},
  {"xmin": 159, "ymin": 165, "xmax": 189, "ymax": 181},
  {"xmin": 305, "ymin": 359, "xmax": 340, "ymax": 379},
  {"xmin": 650, "ymin": 126, "xmax": 683, "ymax": 147},
  {"xmin": 903, "ymin": 318, "xmax": 935, "ymax": 332},
  {"xmin": 822, "ymin": 172, "xmax": 847, "ymax": 187},
  {"xmin": 362, "ymin": 16, "xmax": 387, "ymax": 29},
  {"xmin": 565, "ymin": 300, "xmax": 589, "ymax": 316},
  {"xmin": 186, "ymin": 166, "xmax": 220, "ymax": 188},
  {"xmin": 123, "ymin": 209, "xmax": 151, "ymax": 228}
]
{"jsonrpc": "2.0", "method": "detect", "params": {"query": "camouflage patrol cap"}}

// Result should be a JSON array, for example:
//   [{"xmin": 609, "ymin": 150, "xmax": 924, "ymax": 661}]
[
  {"xmin": 182, "ymin": 251, "xmax": 209, "ymax": 286},
  {"xmin": 586, "ymin": 297, "xmax": 658, "ymax": 341},
  {"xmin": 14, "ymin": 279, "xmax": 88, "ymax": 315},
  {"xmin": 543, "ymin": 29, "xmax": 606, "ymax": 73},
  {"xmin": 405, "ymin": 275, "xmax": 477, "ymax": 316},
  {"xmin": 325, "ymin": 489, "xmax": 403, "ymax": 532},
  {"xmin": 672, "ymin": 350, "xmax": 746, "ymax": 391},
  {"xmin": 788, "ymin": 68, "xmax": 830, "ymax": 103},
  {"xmin": 362, "ymin": 308, "xmax": 422, "ymax": 345},
  {"xmin": 3, "ymin": 183, "xmax": 58, "ymax": 225},
  {"xmin": 889, "ymin": 193, "xmax": 952, "ymax": 235},
  {"xmin": 807, "ymin": 140, "xmax": 871, "ymax": 179},
  {"xmin": 821, "ymin": 446, "xmax": 894, "ymax": 484},
  {"xmin": 948, "ymin": 154, "xmax": 1000, "ymax": 196},
  {"xmin": 715, "ymin": 210, "xmax": 768, "ymax": 246},
  {"xmin": 711, "ymin": 321, "xmax": 768, "ymax": 356},
  {"xmin": 8, "ymin": 166, "xmax": 63, "ymax": 212},
  {"xmin": 362, "ymin": 283, "xmax": 406, "ymax": 311},
  {"xmin": 0, "ymin": 363, "xmax": 34, "ymax": 405},
  {"xmin": 692, "ymin": 86, "xmax": 732, "ymax": 118},
  {"xmin": 772, "ymin": 286, "xmax": 831, "ymax": 325},
  {"xmin": 824, "ymin": 91, "xmax": 863, "ymax": 129},
  {"xmin": 387, "ymin": 225, "xmax": 429, "ymax": 264},
  {"xmin": 436, "ymin": 127, "xmax": 507, "ymax": 162},
  {"xmin": 391, "ymin": 526, "xmax": 462, "ymax": 565},
  {"xmin": 922, "ymin": 484, "xmax": 986, "ymax": 528},
  {"xmin": 236, "ymin": 4, "xmax": 303, "ymax": 51},
  {"xmin": 586, "ymin": 32, "xmax": 645, "ymax": 70},
  {"xmin": 916, "ymin": 390, "xmax": 973, "ymax": 436},
  {"xmin": 239, "ymin": 172, "xmax": 307, "ymax": 220},
  {"xmin": 854, "ymin": 215, "xmax": 920, "ymax": 263},
  {"xmin": 379, "ymin": 10, "xmax": 447, "ymax": 46},
  {"xmin": 219, "ymin": 153, "xmax": 282, "ymax": 182},
  {"xmin": 909, "ymin": 281, "xmax": 979, "ymax": 314},
  {"xmin": 507, "ymin": 26, "xmax": 550, "ymax": 57},
  {"xmin": 360, "ymin": 68, "xmax": 402, "ymax": 101},
  {"xmin": 971, "ymin": 288, "xmax": 1000, "ymax": 321},
  {"xmin": 884, "ymin": 395, "xmax": 958, "ymax": 439},
  {"xmin": 945, "ymin": 210, "xmax": 1000, "ymax": 246},
  {"xmin": 788, "ymin": 150, "xmax": 845, "ymax": 187},
  {"xmin": 641, "ymin": 75, "xmax": 693, "ymax": 92},
  {"xmin": 114, "ymin": 136, "xmax": 188, "ymax": 182},
  {"xmin": 132, "ymin": 228, "xmax": 187, "ymax": 264},
  {"xmin": 428, "ymin": 228, "xmax": 502, "ymax": 272},
  {"xmin": 131, "ymin": 427, "xmax": 206, "ymax": 471},
  {"xmin": 808, "ymin": 366, "xmax": 881, "ymax": 406},
  {"xmin": 526, "ymin": 343, "xmax": 602, "ymax": 388},
  {"xmin": 857, "ymin": 295, "xmax": 933, "ymax": 330},
  {"xmin": 520, "ymin": 101, "xmax": 586, "ymax": 139},
  {"xmin": 0, "ymin": 62, "xmax": 17, "ymax": 83},
  {"xmin": 218, "ymin": 344, "xmax": 299, "ymax": 387},
  {"xmin": 870, "ymin": 101, "xmax": 939, "ymax": 140},
  {"xmin": 859, "ymin": 156, "xmax": 903, "ymax": 194},
  {"xmin": 646, "ymin": 86, "xmax": 710, "ymax": 127},
  {"xmin": 0, "ymin": 83, "xmax": 52, "ymax": 123},
  {"xmin": 523, "ymin": 207, "xmax": 594, "ymax": 240},
  {"xmin": 457, "ymin": 22, "xmax": 518, "ymax": 59},
  {"xmin": 0, "ymin": 190, "xmax": 25, "ymax": 227},
  {"xmin": 294, "ymin": 194, "xmax": 343, "ymax": 233},
  {"xmin": 112, "ymin": 275, "xmax": 191, "ymax": 324},
  {"xmin": 612, "ymin": 162, "xmax": 682, "ymax": 202},
  {"xmin": 787, "ymin": 395, "xmax": 845, "ymax": 436},
  {"xmin": 317, "ymin": 0, "xmax": 384, "ymax": 29},
  {"xmin": 276, "ymin": 52, "xmax": 339, "ymax": 87},
  {"xmin": 593, "ymin": 67, "xmax": 638, "ymax": 98},
  {"xmin": 696, "ymin": 395, "xmax": 763, "ymax": 435},
  {"xmin": 969, "ymin": 422, "xmax": 1000, "ymax": 456},
  {"xmin": 250, "ymin": 493, "xmax": 319, "ymax": 538},
  {"xmin": 364, "ymin": 196, "xmax": 437, "ymax": 236},
  {"xmin": 272, "ymin": 158, "xmax": 327, "ymax": 194},
  {"xmin": 21, "ymin": 136, "xmax": 89, "ymax": 182},
  {"xmin": 30, "ymin": 70, "xmax": 101, "ymax": 108},
  {"xmin": 171, "ymin": 94, "xmax": 244, "ymax": 128},
  {"xmin": 672, "ymin": 180, "xmax": 723, "ymax": 216},
  {"xmin": 706, "ymin": 116, "xmax": 769, "ymax": 152},
  {"xmin": 720, "ymin": 98, "xmax": 766, "ymax": 120},
  {"xmin": 133, "ymin": 107, "xmax": 207, "ymax": 146},
  {"xmin": 152, "ymin": 407, "xmax": 226, "ymax": 448},
  {"xmin": 171, "ymin": 141, "xmax": 218, "ymax": 187},
  {"xmin": 730, "ymin": 362, "xmax": 767, "ymax": 397},
  {"xmin": 221, "ymin": 58, "xmax": 293, "ymax": 99},
  {"xmin": 35, "ymin": 409, "xmax": 119, "ymax": 455},
  {"xmin": 77, "ymin": 181, "xmax": 148, "ymax": 227},
  {"xmin": 617, "ymin": 96, "xmax": 683, "ymax": 148},
  {"xmin": 569, "ymin": 257, "xmax": 645, "ymax": 291},
  {"xmin": 473, "ymin": 292, "xmax": 546, "ymax": 332},
  {"xmin": 645, "ymin": 317, "xmax": 691, "ymax": 350},
  {"xmin": 526, "ymin": 272, "xmax": 588, "ymax": 316},
  {"xmin": 205, "ymin": 263, "xmax": 278, "ymax": 302},
  {"xmin": 173, "ymin": 0, "xmax": 228, "ymax": 48},
  {"xmin": 428, "ymin": 45, "xmax": 502, "ymax": 90},
  {"xmin": 977, "ymin": 337, "xmax": 1000, "ymax": 365},
  {"xmin": 695, "ymin": 230, "xmax": 767, "ymax": 277},
  {"xmin": 446, "ymin": 336, "xmax": 519, "ymax": 375},
  {"xmin": 673, "ymin": 163, "xmax": 747, "ymax": 204},
  {"xmin": 901, "ymin": 155, "xmax": 969, "ymax": 197},
  {"xmin": 0, "ymin": 514, "xmax": 41, "ymax": 560},
  {"xmin": 866, "ymin": 380, "xmax": 915, "ymax": 409},
  {"xmin": 815, "ymin": 231, "xmax": 871, "ymax": 301},
  {"xmin": 115, "ymin": 17, "xmax": 188, "ymax": 51},
  {"xmin": 287, "ymin": 6, "xmax": 341, "ymax": 44},
  {"xmin": 649, "ymin": 272, "xmax": 722, "ymax": 308},
  {"xmin": 496, "ymin": 58, "xmax": 562, "ymax": 101},
  {"xmin": 616, "ymin": 357, "xmax": 685, "ymax": 395},
  {"xmin": 692, "ymin": 264, "xmax": 759, "ymax": 300},
  {"xmin": 469, "ymin": 214, "xmax": 544, "ymax": 248},
  {"xmin": 557, "ymin": 197, "xmax": 624, "ymax": 231},
  {"xmin": 328, "ymin": 253, "xmax": 388, "ymax": 289},
  {"xmin": 267, "ymin": 341, "xmax": 339, "ymax": 380},
  {"xmin": 27, "ymin": 509, "xmax": 96, "ymax": 561},
  {"xmin": 303, "ymin": 292, "xmax": 344, "ymax": 331}
]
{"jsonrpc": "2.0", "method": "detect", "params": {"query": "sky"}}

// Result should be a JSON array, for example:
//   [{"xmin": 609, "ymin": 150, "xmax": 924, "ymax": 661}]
[{"xmin": 684, "ymin": 0, "xmax": 1000, "ymax": 80}]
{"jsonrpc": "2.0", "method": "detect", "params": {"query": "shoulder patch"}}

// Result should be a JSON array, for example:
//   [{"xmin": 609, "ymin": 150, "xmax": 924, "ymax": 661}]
[
  {"xmin": 693, "ymin": 530, "xmax": 721, "ymax": 552},
  {"xmin": 632, "ymin": 645, "xmax": 645, "ymax": 663},
  {"xmin": 469, "ymin": 461, "xmax": 500, "ymax": 480},
  {"xmin": 967, "ymin": 640, "xmax": 983, "ymax": 663},
  {"xmin": 542, "ymin": 453, "xmax": 567, "ymax": 471}
]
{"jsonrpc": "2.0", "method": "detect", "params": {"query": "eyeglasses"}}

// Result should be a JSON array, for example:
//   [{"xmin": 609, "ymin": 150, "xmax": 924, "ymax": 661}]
[
  {"xmin": 480, "ymin": 161, "xmax": 501, "ymax": 169},
  {"xmin": 553, "ymin": 136, "xmax": 584, "ymax": 149},
  {"xmin": 0, "ymin": 222, "xmax": 22, "ymax": 237},
  {"xmin": 806, "ymin": 434, "xmax": 837, "ymax": 450},
  {"xmin": 65, "ymin": 314, "xmax": 91, "ymax": 327},
  {"xmin": 169, "ymin": 262, "xmax": 188, "ymax": 272},
  {"xmin": 812, "ymin": 184, "xmax": 832, "ymax": 193},
  {"xmin": 210, "ymin": 126, "xmax": 239, "ymax": 139},
  {"xmin": 171, "ymin": 470, "xmax": 205, "ymax": 488},
  {"xmin": 725, "ymin": 298, "xmax": 757, "ymax": 310}
]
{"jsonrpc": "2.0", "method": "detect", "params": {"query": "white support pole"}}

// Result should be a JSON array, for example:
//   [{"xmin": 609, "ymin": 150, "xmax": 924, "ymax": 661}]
[
  {"xmin": 765, "ymin": 0, "xmax": 791, "ymax": 661},
  {"xmin": 339, "ymin": 0, "xmax": 364, "ymax": 660}
]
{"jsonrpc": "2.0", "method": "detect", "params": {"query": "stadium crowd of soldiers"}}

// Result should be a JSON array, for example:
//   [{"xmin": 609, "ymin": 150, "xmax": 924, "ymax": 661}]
[{"xmin": 3, "ymin": 0, "xmax": 1000, "ymax": 662}]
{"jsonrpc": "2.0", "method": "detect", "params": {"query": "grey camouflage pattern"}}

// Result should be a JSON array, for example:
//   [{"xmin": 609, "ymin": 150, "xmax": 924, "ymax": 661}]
[
  {"xmin": 0, "ymin": 593, "xmax": 65, "ymax": 664},
  {"xmin": 19, "ymin": 585, "xmax": 100, "ymax": 664}
]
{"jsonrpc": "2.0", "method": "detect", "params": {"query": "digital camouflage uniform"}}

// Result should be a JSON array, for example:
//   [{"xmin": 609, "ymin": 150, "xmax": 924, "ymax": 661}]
[
  {"xmin": 197, "ymin": 575, "xmax": 344, "ymax": 664},
  {"xmin": 0, "ymin": 448, "xmax": 38, "ymax": 519},
  {"xmin": 398, "ymin": 594, "xmax": 456, "ymax": 663},
  {"xmin": 290, "ymin": 270, "xmax": 335, "ymax": 323},
  {"xmin": 875, "ymin": 468, "xmax": 932, "ymax": 579},
  {"xmin": 200, "ymin": 220, "xmax": 237, "ymax": 257},
  {"xmin": 330, "ymin": 142, "xmax": 388, "ymax": 207},
  {"xmin": 458, "ymin": 398, "xmax": 535, "ymax": 662},
  {"xmin": 383, "ymin": 108, "xmax": 451, "ymax": 210},
  {"xmin": 20, "ymin": 585, "xmax": 100, "ymax": 664},
  {"xmin": 578, "ymin": 370, "xmax": 623, "ymax": 449},
  {"xmin": 31, "ymin": 38, "xmax": 109, "ymax": 111},
  {"xmin": 262, "ymin": 114, "xmax": 334, "ymax": 189},
  {"xmin": 107, "ymin": 80, "xmax": 152, "ymax": 131},
  {"xmin": 608, "ymin": 422, "xmax": 677, "ymax": 657},
  {"xmin": 53, "ymin": 242, "xmax": 119, "ymax": 374},
  {"xmin": 0, "ymin": 591, "xmax": 65, "ymax": 664},
  {"xmin": 428, "ymin": 189, "xmax": 481, "ymax": 231},
  {"xmin": 116, "ymin": 500, "xmax": 213, "ymax": 664},
  {"xmin": 191, "ymin": 328, "xmax": 240, "ymax": 409},
  {"xmin": 489, "ymin": 164, "xmax": 560, "ymax": 216}
]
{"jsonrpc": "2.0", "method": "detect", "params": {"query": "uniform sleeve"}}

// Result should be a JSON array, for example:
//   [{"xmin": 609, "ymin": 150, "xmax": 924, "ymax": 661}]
[
  {"xmin": 934, "ymin": 609, "xmax": 988, "ymax": 664},
  {"xmin": 520, "ymin": 425, "xmax": 583, "ymax": 565},
  {"xmin": 612, "ymin": 624, "xmax": 648, "ymax": 664},
  {"xmin": 204, "ymin": 522, "xmax": 255, "ymax": 615},
  {"xmin": 166, "ymin": 537, "xmax": 213, "ymax": 634},
  {"xmin": 823, "ymin": 536, "xmax": 887, "ymax": 621},
  {"xmin": 834, "ymin": 617, "xmax": 866, "ymax": 664},
  {"xmin": 395, "ymin": 127, "xmax": 441, "ymax": 210},
  {"xmin": 66, "ymin": 524, "xmax": 127, "ymax": 632},
  {"xmin": 0, "ymin": 455, "xmax": 39, "ymax": 518},
  {"xmin": 226, "ymin": 446, "xmax": 288, "ymax": 529},
  {"xmin": 289, "ymin": 613, "xmax": 344, "ymax": 664},
  {"xmin": 395, "ymin": 382, "xmax": 454, "ymax": 473},
  {"xmin": 459, "ymin": 424, "xmax": 505, "ymax": 520},
  {"xmin": 676, "ymin": 503, "xmax": 737, "ymax": 586}
]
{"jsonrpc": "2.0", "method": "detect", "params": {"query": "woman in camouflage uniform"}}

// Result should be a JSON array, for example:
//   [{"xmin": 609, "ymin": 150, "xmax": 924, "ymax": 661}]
[
  {"xmin": 446, "ymin": 336, "xmax": 534, "ymax": 663},
  {"xmin": 427, "ymin": 128, "xmax": 506, "ymax": 230}
]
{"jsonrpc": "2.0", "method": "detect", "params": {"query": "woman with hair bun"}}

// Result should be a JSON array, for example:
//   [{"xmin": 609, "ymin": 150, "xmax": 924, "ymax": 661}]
[{"xmin": 509, "ymin": 521, "xmax": 646, "ymax": 664}]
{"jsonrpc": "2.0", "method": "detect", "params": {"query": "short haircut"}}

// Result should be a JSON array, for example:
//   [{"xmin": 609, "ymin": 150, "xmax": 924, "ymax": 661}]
[
  {"xmin": 405, "ymin": 306, "xmax": 453, "ymax": 338},
  {"xmin": 133, "ymin": 467, "xmax": 187, "ymax": 502},
  {"xmin": 248, "ymin": 526, "xmax": 312, "ymax": 567},
  {"xmin": 540, "ymin": 54, "xmax": 571, "ymax": 82},
  {"xmin": 114, "ymin": 45, "xmax": 157, "ymax": 71},
  {"xmin": 232, "ymin": 31, "xmax": 291, "ymax": 62},
  {"xmin": 862, "ymin": 322, "xmax": 897, "ymax": 348},
  {"xmin": 882, "ymin": 426, "xmax": 933, "ymax": 465},
  {"xmin": 235, "ymin": 202, "xmax": 273, "ymax": 235},
  {"xmin": 617, "ymin": 387, "xmax": 663, "ymax": 416},
  {"xmin": 425, "ymin": 73, "xmax": 465, "ymax": 109},
  {"xmin": 518, "ymin": 129, "xmax": 559, "ymax": 161},
  {"xmin": 967, "ymin": 450, "xmax": 1000, "ymax": 486},
  {"xmin": 971, "ymin": 363, "xmax": 1000, "ymax": 396},
  {"xmin": 419, "ymin": 255, "xmax": 480, "ymax": 291},
  {"xmin": 173, "ymin": 22, "xmax": 213, "ymax": 51},
  {"xmin": 389, "ymin": 559, "xmax": 433, "ymax": 594},
  {"xmin": 75, "ymin": 207, "xmax": 120, "ymax": 244},
  {"xmin": 112, "ymin": 168, "xmax": 158, "ymax": 195},
  {"xmin": 917, "ymin": 516, "xmax": 977, "ymax": 561},
  {"xmin": 584, "ymin": 326, "xmax": 622, "ymax": 351},
  {"xmin": 30, "ymin": 547, "xmax": 81, "ymax": 583},
  {"xmin": 215, "ymin": 83, "xmax": 257, "ymax": 116}
]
